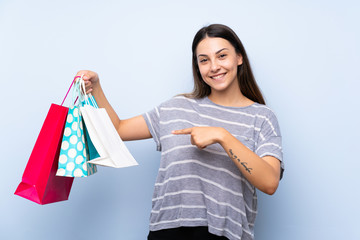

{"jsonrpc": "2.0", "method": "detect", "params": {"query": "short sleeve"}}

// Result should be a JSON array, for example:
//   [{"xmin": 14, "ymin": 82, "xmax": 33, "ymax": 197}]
[
  {"xmin": 255, "ymin": 111, "xmax": 284, "ymax": 179},
  {"xmin": 142, "ymin": 106, "xmax": 161, "ymax": 151}
]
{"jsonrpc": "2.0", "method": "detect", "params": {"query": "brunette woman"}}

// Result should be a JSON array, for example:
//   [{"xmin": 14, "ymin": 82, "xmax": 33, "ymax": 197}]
[{"xmin": 78, "ymin": 24, "xmax": 283, "ymax": 240}]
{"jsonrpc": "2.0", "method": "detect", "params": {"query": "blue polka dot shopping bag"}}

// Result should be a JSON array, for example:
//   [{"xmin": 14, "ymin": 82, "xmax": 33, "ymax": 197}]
[{"xmin": 56, "ymin": 78, "xmax": 97, "ymax": 177}]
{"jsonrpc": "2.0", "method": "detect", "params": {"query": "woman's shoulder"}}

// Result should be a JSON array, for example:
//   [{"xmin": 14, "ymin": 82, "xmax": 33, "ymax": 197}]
[
  {"xmin": 250, "ymin": 102, "xmax": 277, "ymax": 116},
  {"xmin": 250, "ymin": 103, "xmax": 281, "ymax": 131}
]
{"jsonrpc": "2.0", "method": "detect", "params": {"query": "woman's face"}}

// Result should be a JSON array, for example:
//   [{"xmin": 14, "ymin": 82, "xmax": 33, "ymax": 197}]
[{"xmin": 196, "ymin": 37, "xmax": 243, "ymax": 94}]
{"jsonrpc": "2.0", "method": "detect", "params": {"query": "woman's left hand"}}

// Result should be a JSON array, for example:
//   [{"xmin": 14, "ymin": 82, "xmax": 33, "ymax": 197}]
[{"xmin": 172, "ymin": 127, "xmax": 227, "ymax": 149}]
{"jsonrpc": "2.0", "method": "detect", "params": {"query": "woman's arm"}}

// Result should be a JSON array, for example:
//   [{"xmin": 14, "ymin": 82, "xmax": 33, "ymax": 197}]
[
  {"xmin": 76, "ymin": 70, "xmax": 152, "ymax": 141},
  {"xmin": 219, "ymin": 129, "xmax": 281, "ymax": 195},
  {"xmin": 172, "ymin": 127, "xmax": 281, "ymax": 195}
]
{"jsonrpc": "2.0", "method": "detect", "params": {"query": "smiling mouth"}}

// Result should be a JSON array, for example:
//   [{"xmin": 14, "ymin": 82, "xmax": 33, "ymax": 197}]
[{"xmin": 211, "ymin": 73, "xmax": 226, "ymax": 80}]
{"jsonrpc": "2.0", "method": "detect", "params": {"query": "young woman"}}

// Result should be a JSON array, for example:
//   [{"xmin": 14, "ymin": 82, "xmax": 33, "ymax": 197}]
[{"xmin": 78, "ymin": 24, "xmax": 284, "ymax": 240}]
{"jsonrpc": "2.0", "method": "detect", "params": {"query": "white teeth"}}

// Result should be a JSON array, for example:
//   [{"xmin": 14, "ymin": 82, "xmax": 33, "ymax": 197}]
[{"xmin": 212, "ymin": 74, "xmax": 225, "ymax": 80}]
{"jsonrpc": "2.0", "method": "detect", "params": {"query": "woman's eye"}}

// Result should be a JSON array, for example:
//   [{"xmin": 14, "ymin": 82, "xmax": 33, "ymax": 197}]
[
  {"xmin": 219, "ymin": 54, "xmax": 227, "ymax": 59},
  {"xmin": 199, "ymin": 58, "xmax": 208, "ymax": 63}
]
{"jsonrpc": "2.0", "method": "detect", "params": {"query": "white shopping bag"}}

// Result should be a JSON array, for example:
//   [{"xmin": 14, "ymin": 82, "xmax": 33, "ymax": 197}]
[{"xmin": 79, "ymin": 79, "xmax": 138, "ymax": 168}]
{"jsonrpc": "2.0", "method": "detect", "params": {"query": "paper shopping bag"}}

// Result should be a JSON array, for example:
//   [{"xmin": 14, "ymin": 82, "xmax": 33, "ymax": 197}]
[
  {"xmin": 80, "ymin": 104, "xmax": 138, "ymax": 168},
  {"xmin": 56, "ymin": 80, "xmax": 97, "ymax": 177},
  {"xmin": 81, "ymin": 94, "xmax": 101, "ymax": 161},
  {"xmin": 84, "ymin": 123, "xmax": 101, "ymax": 161},
  {"xmin": 14, "ymin": 104, "xmax": 74, "ymax": 204}
]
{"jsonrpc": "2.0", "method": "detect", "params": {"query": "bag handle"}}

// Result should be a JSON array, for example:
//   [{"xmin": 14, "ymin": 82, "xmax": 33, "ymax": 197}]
[
  {"xmin": 78, "ymin": 75, "xmax": 98, "ymax": 108},
  {"xmin": 61, "ymin": 76, "xmax": 81, "ymax": 106}
]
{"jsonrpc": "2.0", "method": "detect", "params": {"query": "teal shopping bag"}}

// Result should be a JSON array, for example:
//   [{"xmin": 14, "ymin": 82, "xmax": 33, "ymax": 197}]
[
  {"xmin": 82, "ymin": 96, "xmax": 101, "ymax": 161},
  {"xmin": 56, "ymin": 79, "xmax": 97, "ymax": 177}
]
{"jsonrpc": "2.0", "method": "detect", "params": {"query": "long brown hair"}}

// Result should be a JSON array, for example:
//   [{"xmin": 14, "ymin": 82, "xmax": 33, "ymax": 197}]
[{"xmin": 185, "ymin": 24, "xmax": 265, "ymax": 105}]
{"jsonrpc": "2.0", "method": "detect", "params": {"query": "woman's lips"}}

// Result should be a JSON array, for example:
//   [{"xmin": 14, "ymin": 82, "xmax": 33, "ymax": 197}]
[{"xmin": 210, "ymin": 73, "xmax": 226, "ymax": 80}]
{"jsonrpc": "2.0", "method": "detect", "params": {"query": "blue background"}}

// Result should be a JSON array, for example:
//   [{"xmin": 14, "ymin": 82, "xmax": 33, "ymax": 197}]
[{"xmin": 1, "ymin": 0, "xmax": 359, "ymax": 239}]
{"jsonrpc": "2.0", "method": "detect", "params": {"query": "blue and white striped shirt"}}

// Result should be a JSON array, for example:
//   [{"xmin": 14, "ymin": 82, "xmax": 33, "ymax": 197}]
[{"xmin": 143, "ymin": 96, "xmax": 283, "ymax": 240}]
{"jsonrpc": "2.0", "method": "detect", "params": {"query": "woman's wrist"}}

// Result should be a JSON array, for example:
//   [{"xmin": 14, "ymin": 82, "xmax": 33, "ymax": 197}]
[{"xmin": 216, "ymin": 127, "xmax": 231, "ymax": 145}]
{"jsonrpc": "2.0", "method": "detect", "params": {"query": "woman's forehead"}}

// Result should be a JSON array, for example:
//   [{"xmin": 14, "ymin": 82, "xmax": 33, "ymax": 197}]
[{"xmin": 196, "ymin": 37, "xmax": 234, "ymax": 55}]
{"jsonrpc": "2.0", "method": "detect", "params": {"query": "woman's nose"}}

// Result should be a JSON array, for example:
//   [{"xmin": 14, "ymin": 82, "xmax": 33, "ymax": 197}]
[{"xmin": 210, "ymin": 61, "xmax": 220, "ymax": 72}]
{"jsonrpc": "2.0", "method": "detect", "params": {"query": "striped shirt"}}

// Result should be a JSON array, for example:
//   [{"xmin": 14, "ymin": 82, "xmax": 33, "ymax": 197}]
[{"xmin": 143, "ymin": 96, "xmax": 283, "ymax": 240}]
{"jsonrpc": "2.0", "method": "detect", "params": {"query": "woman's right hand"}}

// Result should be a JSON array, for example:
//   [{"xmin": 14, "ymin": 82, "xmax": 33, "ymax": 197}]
[
  {"xmin": 74, "ymin": 70, "xmax": 152, "ymax": 141},
  {"xmin": 75, "ymin": 70, "xmax": 100, "ymax": 94}
]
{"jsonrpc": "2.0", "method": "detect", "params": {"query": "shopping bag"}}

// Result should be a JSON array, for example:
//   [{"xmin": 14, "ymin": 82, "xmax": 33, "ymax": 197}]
[
  {"xmin": 81, "ymin": 105, "xmax": 138, "ymax": 168},
  {"xmin": 83, "ymin": 120, "xmax": 101, "ymax": 160},
  {"xmin": 14, "ymin": 103, "xmax": 74, "ymax": 205},
  {"xmin": 82, "ymin": 95, "xmax": 101, "ymax": 161},
  {"xmin": 79, "ymin": 79, "xmax": 138, "ymax": 168},
  {"xmin": 56, "ymin": 79, "xmax": 97, "ymax": 177}
]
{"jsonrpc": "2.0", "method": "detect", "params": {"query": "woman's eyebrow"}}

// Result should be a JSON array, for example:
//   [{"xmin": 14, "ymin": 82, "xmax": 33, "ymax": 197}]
[
  {"xmin": 197, "ymin": 48, "xmax": 229, "ymax": 58},
  {"xmin": 216, "ymin": 48, "xmax": 229, "ymax": 54}
]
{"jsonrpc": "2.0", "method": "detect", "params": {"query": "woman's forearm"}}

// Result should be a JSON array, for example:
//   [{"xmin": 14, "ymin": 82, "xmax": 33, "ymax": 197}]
[
  {"xmin": 218, "ymin": 129, "xmax": 281, "ymax": 195},
  {"xmin": 91, "ymin": 82, "xmax": 121, "ymax": 129},
  {"xmin": 90, "ymin": 79, "xmax": 151, "ymax": 141}
]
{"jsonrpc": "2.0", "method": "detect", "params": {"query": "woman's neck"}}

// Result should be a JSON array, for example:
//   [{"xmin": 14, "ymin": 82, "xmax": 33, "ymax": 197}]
[{"xmin": 208, "ymin": 88, "xmax": 254, "ymax": 107}]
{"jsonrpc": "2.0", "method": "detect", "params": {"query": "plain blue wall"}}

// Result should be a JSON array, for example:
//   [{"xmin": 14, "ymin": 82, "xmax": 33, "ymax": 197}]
[{"xmin": 1, "ymin": 0, "xmax": 359, "ymax": 239}]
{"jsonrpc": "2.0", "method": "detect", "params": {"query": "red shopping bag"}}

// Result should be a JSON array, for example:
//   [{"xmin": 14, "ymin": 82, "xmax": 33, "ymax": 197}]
[{"xmin": 14, "ymin": 80, "xmax": 77, "ymax": 204}]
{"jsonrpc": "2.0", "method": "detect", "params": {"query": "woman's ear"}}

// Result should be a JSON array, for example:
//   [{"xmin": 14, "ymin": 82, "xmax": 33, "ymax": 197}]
[{"xmin": 237, "ymin": 54, "xmax": 243, "ymax": 66}]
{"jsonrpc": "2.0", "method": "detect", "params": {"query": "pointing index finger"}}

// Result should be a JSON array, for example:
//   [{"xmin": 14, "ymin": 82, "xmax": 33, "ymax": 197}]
[{"xmin": 172, "ymin": 128, "xmax": 193, "ymax": 135}]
